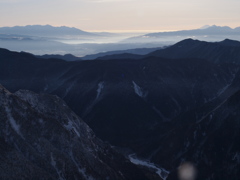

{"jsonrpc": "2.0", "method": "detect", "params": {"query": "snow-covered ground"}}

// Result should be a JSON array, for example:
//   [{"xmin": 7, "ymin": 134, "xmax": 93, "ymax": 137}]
[
  {"xmin": 128, "ymin": 154, "xmax": 169, "ymax": 180},
  {"xmin": 5, "ymin": 106, "xmax": 24, "ymax": 139},
  {"xmin": 96, "ymin": 82, "xmax": 104, "ymax": 99},
  {"xmin": 132, "ymin": 81, "xmax": 147, "ymax": 98}
]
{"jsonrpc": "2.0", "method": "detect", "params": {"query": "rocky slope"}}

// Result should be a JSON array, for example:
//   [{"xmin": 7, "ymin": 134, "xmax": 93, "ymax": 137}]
[{"xmin": 0, "ymin": 85, "xmax": 149, "ymax": 180}]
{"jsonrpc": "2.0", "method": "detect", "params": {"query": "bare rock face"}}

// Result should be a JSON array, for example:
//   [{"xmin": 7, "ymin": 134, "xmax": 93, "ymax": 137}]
[{"xmin": 0, "ymin": 85, "xmax": 149, "ymax": 180}]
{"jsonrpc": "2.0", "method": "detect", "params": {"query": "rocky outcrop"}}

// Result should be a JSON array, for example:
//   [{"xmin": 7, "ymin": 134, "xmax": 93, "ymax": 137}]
[{"xmin": 0, "ymin": 85, "xmax": 149, "ymax": 180}]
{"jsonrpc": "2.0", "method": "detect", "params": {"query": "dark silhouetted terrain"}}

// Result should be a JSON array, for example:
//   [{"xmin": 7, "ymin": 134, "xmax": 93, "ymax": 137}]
[
  {"xmin": 0, "ymin": 85, "xmax": 151, "ymax": 180},
  {"xmin": 1, "ymin": 39, "xmax": 240, "ymax": 179}
]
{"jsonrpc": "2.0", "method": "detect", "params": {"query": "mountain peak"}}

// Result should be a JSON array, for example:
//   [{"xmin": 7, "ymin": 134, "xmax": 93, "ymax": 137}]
[
  {"xmin": 220, "ymin": 38, "xmax": 240, "ymax": 46},
  {"xmin": 199, "ymin": 25, "xmax": 211, "ymax": 29},
  {"xmin": 176, "ymin": 38, "xmax": 201, "ymax": 45},
  {"xmin": 149, "ymin": 38, "xmax": 240, "ymax": 63},
  {"xmin": 206, "ymin": 25, "xmax": 233, "ymax": 31},
  {"xmin": 0, "ymin": 84, "xmax": 11, "ymax": 94},
  {"xmin": 0, "ymin": 25, "xmax": 96, "ymax": 37}
]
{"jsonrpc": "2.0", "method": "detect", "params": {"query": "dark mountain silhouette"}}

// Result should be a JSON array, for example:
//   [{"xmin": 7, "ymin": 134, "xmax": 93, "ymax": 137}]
[
  {"xmin": 81, "ymin": 47, "xmax": 163, "ymax": 60},
  {"xmin": 0, "ymin": 84, "xmax": 151, "ymax": 180},
  {"xmin": 36, "ymin": 47, "xmax": 162, "ymax": 61},
  {"xmin": 149, "ymin": 38, "xmax": 240, "ymax": 64},
  {"xmin": 96, "ymin": 39, "xmax": 240, "ymax": 64},
  {"xmin": 0, "ymin": 25, "xmax": 97, "ymax": 37},
  {"xmin": 36, "ymin": 54, "xmax": 82, "ymax": 61},
  {"xmin": 219, "ymin": 38, "xmax": 240, "ymax": 46},
  {"xmin": 1, "ymin": 38, "xmax": 240, "ymax": 179},
  {"xmin": 96, "ymin": 53, "xmax": 143, "ymax": 60}
]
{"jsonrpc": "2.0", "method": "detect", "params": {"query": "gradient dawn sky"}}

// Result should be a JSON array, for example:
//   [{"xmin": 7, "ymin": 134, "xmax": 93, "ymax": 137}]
[{"xmin": 0, "ymin": 0, "xmax": 240, "ymax": 32}]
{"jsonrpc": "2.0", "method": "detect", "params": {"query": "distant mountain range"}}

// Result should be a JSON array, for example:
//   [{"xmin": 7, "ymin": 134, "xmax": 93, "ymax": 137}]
[
  {"xmin": 0, "ymin": 25, "xmax": 97, "ymax": 37},
  {"xmin": 2, "ymin": 24, "xmax": 240, "ymax": 57},
  {"xmin": 145, "ymin": 25, "xmax": 240, "ymax": 37},
  {"xmin": 123, "ymin": 25, "xmax": 240, "ymax": 43},
  {"xmin": 1, "ymin": 24, "xmax": 239, "ymax": 41}
]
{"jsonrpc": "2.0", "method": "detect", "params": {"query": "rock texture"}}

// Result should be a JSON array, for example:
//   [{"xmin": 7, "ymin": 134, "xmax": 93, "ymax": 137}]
[{"xmin": 0, "ymin": 85, "xmax": 149, "ymax": 180}]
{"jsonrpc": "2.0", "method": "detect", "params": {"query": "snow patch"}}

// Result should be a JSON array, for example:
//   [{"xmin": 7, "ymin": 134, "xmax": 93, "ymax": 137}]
[
  {"xmin": 63, "ymin": 81, "xmax": 76, "ymax": 98},
  {"xmin": 232, "ymin": 152, "xmax": 240, "ymax": 164},
  {"xmin": 96, "ymin": 82, "xmax": 104, "ymax": 99},
  {"xmin": 209, "ymin": 114, "xmax": 213, "ymax": 120},
  {"xmin": 69, "ymin": 151, "xmax": 94, "ymax": 180},
  {"xmin": 129, "ymin": 154, "xmax": 169, "ymax": 180},
  {"xmin": 51, "ymin": 153, "xmax": 65, "ymax": 180},
  {"xmin": 64, "ymin": 120, "xmax": 80, "ymax": 137},
  {"xmin": 5, "ymin": 106, "xmax": 24, "ymax": 139},
  {"xmin": 194, "ymin": 130, "xmax": 197, "ymax": 140},
  {"xmin": 196, "ymin": 99, "xmax": 228, "ymax": 123},
  {"xmin": 132, "ymin": 81, "xmax": 147, "ymax": 98},
  {"xmin": 153, "ymin": 106, "xmax": 169, "ymax": 122},
  {"xmin": 217, "ymin": 84, "xmax": 230, "ymax": 96}
]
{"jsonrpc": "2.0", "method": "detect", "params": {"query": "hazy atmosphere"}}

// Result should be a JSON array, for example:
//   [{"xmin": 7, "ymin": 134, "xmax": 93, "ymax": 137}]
[{"xmin": 1, "ymin": 0, "xmax": 240, "ymax": 32}]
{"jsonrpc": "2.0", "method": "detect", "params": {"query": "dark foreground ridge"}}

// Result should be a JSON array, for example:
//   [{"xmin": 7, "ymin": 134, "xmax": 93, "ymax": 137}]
[{"xmin": 0, "ymin": 85, "xmax": 150, "ymax": 180}]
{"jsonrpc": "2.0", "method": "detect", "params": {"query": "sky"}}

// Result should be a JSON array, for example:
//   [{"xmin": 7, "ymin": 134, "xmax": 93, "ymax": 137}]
[{"xmin": 0, "ymin": 0, "xmax": 240, "ymax": 32}]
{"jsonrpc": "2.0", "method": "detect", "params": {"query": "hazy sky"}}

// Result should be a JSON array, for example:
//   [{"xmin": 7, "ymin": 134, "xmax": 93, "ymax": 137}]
[{"xmin": 0, "ymin": 0, "xmax": 239, "ymax": 32}]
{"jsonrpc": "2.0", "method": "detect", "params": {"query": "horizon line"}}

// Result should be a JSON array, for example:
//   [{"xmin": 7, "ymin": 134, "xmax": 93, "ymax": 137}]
[{"xmin": 0, "ymin": 24, "xmax": 239, "ymax": 34}]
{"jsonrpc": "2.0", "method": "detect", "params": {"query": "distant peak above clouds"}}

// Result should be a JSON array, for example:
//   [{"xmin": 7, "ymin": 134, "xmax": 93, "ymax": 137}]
[
  {"xmin": 0, "ymin": 25, "xmax": 98, "ymax": 37},
  {"xmin": 199, "ymin": 25, "xmax": 211, "ymax": 29},
  {"xmin": 198, "ymin": 25, "xmax": 240, "ymax": 31},
  {"xmin": 122, "ymin": 25, "xmax": 240, "ymax": 44}
]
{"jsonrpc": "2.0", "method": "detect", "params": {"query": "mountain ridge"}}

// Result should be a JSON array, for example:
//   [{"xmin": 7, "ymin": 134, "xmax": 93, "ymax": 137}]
[
  {"xmin": 0, "ymin": 84, "xmax": 151, "ymax": 180},
  {"xmin": 96, "ymin": 38, "xmax": 240, "ymax": 64},
  {"xmin": 148, "ymin": 38, "xmax": 240, "ymax": 64},
  {"xmin": 0, "ymin": 25, "xmax": 97, "ymax": 37},
  {"xmin": 1, "ymin": 39, "xmax": 240, "ymax": 179},
  {"xmin": 123, "ymin": 25, "xmax": 240, "ymax": 43},
  {"xmin": 144, "ymin": 25, "xmax": 240, "ymax": 37}
]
